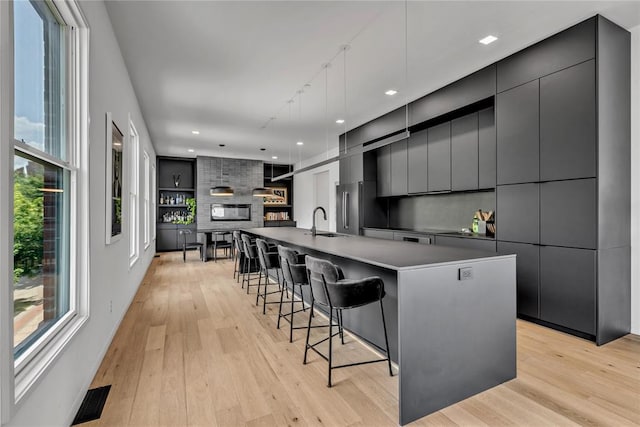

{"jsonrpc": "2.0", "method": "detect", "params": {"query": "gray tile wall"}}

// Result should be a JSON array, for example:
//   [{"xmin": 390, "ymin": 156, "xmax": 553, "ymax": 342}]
[{"xmin": 197, "ymin": 156, "xmax": 264, "ymax": 234}]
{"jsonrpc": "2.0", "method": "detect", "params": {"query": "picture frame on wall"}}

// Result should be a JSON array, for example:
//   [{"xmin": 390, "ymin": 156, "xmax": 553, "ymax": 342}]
[
  {"xmin": 105, "ymin": 112, "xmax": 124, "ymax": 244},
  {"xmin": 264, "ymin": 187, "xmax": 287, "ymax": 205}
]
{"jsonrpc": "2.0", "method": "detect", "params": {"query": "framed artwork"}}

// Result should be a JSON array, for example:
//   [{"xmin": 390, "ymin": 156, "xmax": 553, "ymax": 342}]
[
  {"xmin": 264, "ymin": 187, "xmax": 287, "ymax": 205},
  {"xmin": 105, "ymin": 112, "xmax": 124, "ymax": 244}
]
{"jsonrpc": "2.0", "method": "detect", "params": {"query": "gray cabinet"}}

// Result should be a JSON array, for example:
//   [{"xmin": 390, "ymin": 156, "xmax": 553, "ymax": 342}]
[
  {"xmin": 451, "ymin": 112, "xmax": 479, "ymax": 191},
  {"xmin": 408, "ymin": 129, "xmax": 429, "ymax": 194},
  {"xmin": 540, "ymin": 179, "xmax": 597, "ymax": 249},
  {"xmin": 496, "ymin": 80, "xmax": 539, "ymax": 185},
  {"xmin": 394, "ymin": 232, "xmax": 434, "ymax": 245},
  {"xmin": 390, "ymin": 139, "xmax": 408, "ymax": 196},
  {"xmin": 434, "ymin": 236, "xmax": 496, "ymax": 252},
  {"xmin": 427, "ymin": 122, "xmax": 451, "ymax": 192},
  {"xmin": 340, "ymin": 154, "xmax": 364, "ymax": 185},
  {"xmin": 540, "ymin": 60, "xmax": 596, "ymax": 181},
  {"xmin": 376, "ymin": 145, "xmax": 391, "ymax": 197},
  {"xmin": 498, "ymin": 242, "xmax": 539, "ymax": 319},
  {"xmin": 157, "ymin": 228, "xmax": 177, "ymax": 251},
  {"xmin": 496, "ymin": 183, "xmax": 539, "ymax": 244},
  {"xmin": 540, "ymin": 246, "xmax": 596, "ymax": 335},
  {"xmin": 478, "ymin": 107, "xmax": 496, "ymax": 189}
]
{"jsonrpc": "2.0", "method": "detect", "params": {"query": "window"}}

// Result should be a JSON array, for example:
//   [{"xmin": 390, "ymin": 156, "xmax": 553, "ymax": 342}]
[
  {"xmin": 129, "ymin": 119, "xmax": 139, "ymax": 265},
  {"xmin": 10, "ymin": 0, "xmax": 89, "ymax": 400},
  {"xmin": 151, "ymin": 162, "xmax": 156, "ymax": 241},
  {"xmin": 143, "ymin": 151, "xmax": 150, "ymax": 249}
]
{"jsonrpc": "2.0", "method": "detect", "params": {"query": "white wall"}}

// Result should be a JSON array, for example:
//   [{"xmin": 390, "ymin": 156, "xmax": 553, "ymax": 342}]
[
  {"xmin": 7, "ymin": 1, "xmax": 156, "ymax": 425},
  {"xmin": 293, "ymin": 148, "xmax": 340, "ymax": 232},
  {"xmin": 630, "ymin": 25, "xmax": 639, "ymax": 335}
]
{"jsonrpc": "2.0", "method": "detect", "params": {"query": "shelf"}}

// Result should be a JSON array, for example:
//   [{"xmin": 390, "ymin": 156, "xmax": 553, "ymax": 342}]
[
  {"xmin": 159, "ymin": 204, "xmax": 188, "ymax": 208},
  {"xmin": 264, "ymin": 204, "xmax": 292, "ymax": 208},
  {"xmin": 158, "ymin": 187, "xmax": 195, "ymax": 192}
]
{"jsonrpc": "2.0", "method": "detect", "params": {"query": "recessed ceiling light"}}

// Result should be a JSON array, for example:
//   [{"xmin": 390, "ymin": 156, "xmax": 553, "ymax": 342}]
[
  {"xmin": 479, "ymin": 35, "xmax": 498, "ymax": 45},
  {"xmin": 296, "ymin": 141, "xmax": 304, "ymax": 146},
  {"xmin": 191, "ymin": 130, "xmax": 200, "ymax": 135},
  {"xmin": 187, "ymin": 149, "xmax": 195, "ymax": 153},
  {"xmin": 335, "ymin": 119, "xmax": 345, "ymax": 124},
  {"xmin": 272, "ymin": 156, "xmax": 278, "ymax": 160},
  {"xmin": 219, "ymin": 144, "xmax": 225, "ymax": 147},
  {"xmin": 260, "ymin": 148, "xmax": 266, "ymax": 151},
  {"xmin": 385, "ymin": 89, "xmax": 398, "ymax": 96}
]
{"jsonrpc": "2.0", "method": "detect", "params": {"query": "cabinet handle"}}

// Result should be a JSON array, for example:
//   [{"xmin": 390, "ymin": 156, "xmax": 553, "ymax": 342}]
[{"xmin": 344, "ymin": 192, "xmax": 350, "ymax": 229}]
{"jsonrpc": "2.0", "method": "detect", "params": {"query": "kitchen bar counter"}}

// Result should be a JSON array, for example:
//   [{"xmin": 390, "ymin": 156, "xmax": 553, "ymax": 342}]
[
  {"xmin": 243, "ymin": 227, "xmax": 516, "ymax": 425},
  {"xmin": 363, "ymin": 226, "xmax": 496, "ymax": 240}
]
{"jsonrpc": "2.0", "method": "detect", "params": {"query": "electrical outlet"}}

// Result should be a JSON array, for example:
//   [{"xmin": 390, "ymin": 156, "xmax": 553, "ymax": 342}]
[
  {"xmin": 459, "ymin": 267, "xmax": 473, "ymax": 281},
  {"xmin": 109, "ymin": 300, "xmax": 113, "ymax": 313}
]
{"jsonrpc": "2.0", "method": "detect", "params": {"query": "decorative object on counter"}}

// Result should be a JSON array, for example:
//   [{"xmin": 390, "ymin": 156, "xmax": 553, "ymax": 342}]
[
  {"xmin": 172, "ymin": 173, "xmax": 181, "ymax": 188},
  {"xmin": 210, "ymin": 157, "xmax": 234, "ymax": 196},
  {"xmin": 472, "ymin": 209, "xmax": 495, "ymax": 236}
]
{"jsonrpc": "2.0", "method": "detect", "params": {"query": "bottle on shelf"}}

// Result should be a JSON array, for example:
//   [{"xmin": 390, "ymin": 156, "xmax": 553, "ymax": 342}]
[{"xmin": 160, "ymin": 193, "xmax": 164, "ymax": 205}]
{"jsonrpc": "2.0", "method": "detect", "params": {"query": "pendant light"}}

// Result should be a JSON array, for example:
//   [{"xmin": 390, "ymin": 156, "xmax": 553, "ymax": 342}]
[
  {"xmin": 252, "ymin": 162, "xmax": 278, "ymax": 198},
  {"xmin": 210, "ymin": 157, "xmax": 234, "ymax": 196}
]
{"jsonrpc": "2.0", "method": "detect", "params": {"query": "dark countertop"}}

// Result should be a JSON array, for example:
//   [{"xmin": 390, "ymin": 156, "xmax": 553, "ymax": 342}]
[
  {"xmin": 363, "ymin": 226, "xmax": 496, "ymax": 241},
  {"xmin": 243, "ymin": 227, "xmax": 509, "ymax": 271}
]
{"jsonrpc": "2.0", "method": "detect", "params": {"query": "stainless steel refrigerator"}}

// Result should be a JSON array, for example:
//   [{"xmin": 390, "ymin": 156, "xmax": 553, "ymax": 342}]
[{"xmin": 336, "ymin": 181, "xmax": 386, "ymax": 235}]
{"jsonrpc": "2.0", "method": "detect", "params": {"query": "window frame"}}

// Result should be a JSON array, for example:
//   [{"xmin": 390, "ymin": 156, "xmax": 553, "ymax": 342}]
[
  {"xmin": 128, "ymin": 117, "xmax": 139, "ymax": 267},
  {"xmin": 1, "ymin": 0, "xmax": 90, "ymax": 415},
  {"xmin": 151, "ymin": 162, "xmax": 156, "ymax": 242},
  {"xmin": 143, "ymin": 150, "xmax": 150, "ymax": 249}
]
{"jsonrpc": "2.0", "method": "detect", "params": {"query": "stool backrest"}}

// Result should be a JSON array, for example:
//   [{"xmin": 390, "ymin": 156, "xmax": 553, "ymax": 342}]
[
  {"xmin": 305, "ymin": 255, "xmax": 343, "ymax": 307},
  {"xmin": 278, "ymin": 245, "xmax": 307, "ymax": 285},
  {"xmin": 241, "ymin": 234, "xmax": 257, "ymax": 259},
  {"xmin": 255, "ymin": 238, "xmax": 276, "ymax": 269},
  {"xmin": 233, "ymin": 230, "xmax": 244, "ymax": 254}
]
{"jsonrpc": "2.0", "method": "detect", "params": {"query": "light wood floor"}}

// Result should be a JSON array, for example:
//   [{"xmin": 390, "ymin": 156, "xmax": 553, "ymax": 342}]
[{"xmin": 87, "ymin": 251, "xmax": 640, "ymax": 426}]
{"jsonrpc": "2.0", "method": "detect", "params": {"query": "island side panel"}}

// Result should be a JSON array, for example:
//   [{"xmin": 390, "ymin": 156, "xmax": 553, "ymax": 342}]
[{"xmin": 397, "ymin": 256, "xmax": 516, "ymax": 425}]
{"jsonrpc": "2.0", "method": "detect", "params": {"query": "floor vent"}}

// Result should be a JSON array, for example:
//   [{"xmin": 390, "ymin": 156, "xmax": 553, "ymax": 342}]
[{"xmin": 72, "ymin": 385, "xmax": 111, "ymax": 425}]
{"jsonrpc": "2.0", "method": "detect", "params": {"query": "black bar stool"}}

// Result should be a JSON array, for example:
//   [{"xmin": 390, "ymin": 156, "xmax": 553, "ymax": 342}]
[
  {"xmin": 241, "ymin": 234, "xmax": 260, "ymax": 292},
  {"xmin": 304, "ymin": 254, "xmax": 393, "ymax": 387},
  {"xmin": 255, "ymin": 238, "xmax": 283, "ymax": 314},
  {"xmin": 232, "ymin": 230, "xmax": 243, "ymax": 281},
  {"xmin": 277, "ymin": 245, "xmax": 314, "ymax": 343},
  {"xmin": 179, "ymin": 229, "xmax": 204, "ymax": 262}
]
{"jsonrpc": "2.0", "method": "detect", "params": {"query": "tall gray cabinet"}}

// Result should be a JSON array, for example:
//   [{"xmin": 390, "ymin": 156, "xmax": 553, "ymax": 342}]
[{"xmin": 495, "ymin": 16, "xmax": 630, "ymax": 345}]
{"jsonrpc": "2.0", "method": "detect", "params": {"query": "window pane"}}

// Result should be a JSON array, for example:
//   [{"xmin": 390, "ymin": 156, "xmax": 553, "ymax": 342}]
[
  {"xmin": 14, "ymin": 0, "xmax": 66, "ymax": 160},
  {"xmin": 13, "ymin": 153, "xmax": 70, "ymax": 357}
]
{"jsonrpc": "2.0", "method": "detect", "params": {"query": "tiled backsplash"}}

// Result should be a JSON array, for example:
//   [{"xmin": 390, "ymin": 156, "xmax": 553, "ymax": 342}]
[{"xmin": 197, "ymin": 156, "xmax": 264, "ymax": 232}]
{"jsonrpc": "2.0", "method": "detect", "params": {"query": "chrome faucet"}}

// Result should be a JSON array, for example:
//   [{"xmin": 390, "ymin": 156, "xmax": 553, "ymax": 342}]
[{"xmin": 311, "ymin": 206, "xmax": 327, "ymax": 236}]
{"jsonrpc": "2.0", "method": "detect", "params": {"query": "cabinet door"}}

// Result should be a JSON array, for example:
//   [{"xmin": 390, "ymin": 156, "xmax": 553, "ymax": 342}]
[
  {"xmin": 540, "ymin": 60, "xmax": 596, "ymax": 181},
  {"xmin": 434, "ymin": 236, "xmax": 496, "ymax": 252},
  {"xmin": 157, "ymin": 228, "xmax": 178, "ymax": 251},
  {"xmin": 498, "ymin": 242, "xmax": 539, "ymax": 319},
  {"xmin": 540, "ymin": 246, "xmax": 596, "ymax": 335},
  {"xmin": 478, "ymin": 107, "xmax": 496, "ymax": 189},
  {"xmin": 339, "ymin": 157, "xmax": 350, "ymax": 185},
  {"xmin": 350, "ymin": 154, "xmax": 364, "ymax": 184},
  {"xmin": 496, "ymin": 183, "xmax": 539, "ymax": 244},
  {"xmin": 451, "ymin": 112, "xmax": 479, "ymax": 191},
  {"xmin": 540, "ymin": 178, "xmax": 597, "ymax": 249},
  {"xmin": 376, "ymin": 145, "xmax": 391, "ymax": 197},
  {"xmin": 390, "ymin": 139, "xmax": 408, "ymax": 196},
  {"xmin": 427, "ymin": 122, "xmax": 451, "ymax": 192},
  {"xmin": 496, "ymin": 80, "xmax": 539, "ymax": 184},
  {"xmin": 408, "ymin": 129, "xmax": 429, "ymax": 194},
  {"xmin": 363, "ymin": 229, "xmax": 394, "ymax": 240}
]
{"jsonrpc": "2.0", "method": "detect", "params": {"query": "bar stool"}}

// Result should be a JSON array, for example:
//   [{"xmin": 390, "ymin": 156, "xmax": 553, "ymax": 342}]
[
  {"xmin": 304, "ymin": 255, "xmax": 393, "ymax": 387},
  {"xmin": 277, "ymin": 245, "xmax": 313, "ymax": 343},
  {"xmin": 241, "ymin": 234, "xmax": 260, "ymax": 292},
  {"xmin": 179, "ymin": 229, "xmax": 204, "ymax": 262},
  {"xmin": 232, "ymin": 231, "xmax": 243, "ymax": 281},
  {"xmin": 255, "ymin": 239, "xmax": 283, "ymax": 314}
]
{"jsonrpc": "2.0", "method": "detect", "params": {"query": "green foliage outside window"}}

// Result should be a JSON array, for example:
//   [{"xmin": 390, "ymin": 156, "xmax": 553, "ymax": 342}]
[{"xmin": 13, "ymin": 171, "xmax": 44, "ymax": 283}]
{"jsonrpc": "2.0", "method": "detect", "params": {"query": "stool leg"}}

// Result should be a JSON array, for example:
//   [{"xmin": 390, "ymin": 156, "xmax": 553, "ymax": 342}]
[
  {"xmin": 289, "ymin": 281, "xmax": 295, "ymax": 343},
  {"xmin": 338, "ymin": 309, "xmax": 345, "ymax": 345},
  {"xmin": 262, "ymin": 268, "xmax": 269, "ymax": 314},
  {"xmin": 303, "ymin": 298, "xmax": 315, "ymax": 365},
  {"xmin": 380, "ymin": 300, "xmax": 393, "ymax": 377},
  {"xmin": 328, "ymin": 306, "xmax": 334, "ymax": 387},
  {"xmin": 300, "ymin": 284, "xmax": 306, "ymax": 312},
  {"xmin": 277, "ymin": 277, "xmax": 286, "ymax": 330}
]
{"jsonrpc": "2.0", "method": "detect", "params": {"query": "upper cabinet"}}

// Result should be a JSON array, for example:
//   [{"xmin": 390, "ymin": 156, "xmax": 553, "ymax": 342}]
[
  {"xmin": 451, "ymin": 112, "xmax": 479, "ymax": 191},
  {"xmin": 376, "ymin": 145, "xmax": 392, "ymax": 197},
  {"xmin": 478, "ymin": 107, "xmax": 496, "ymax": 189},
  {"xmin": 427, "ymin": 122, "xmax": 451, "ymax": 192},
  {"xmin": 390, "ymin": 139, "xmax": 408, "ymax": 196},
  {"xmin": 407, "ymin": 129, "xmax": 429, "ymax": 194},
  {"xmin": 496, "ymin": 18, "xmax": 595, "ymax": 92},
  {"xmin": 496, "ymin": 80, "xmax": 539, "ymax": 185},
  {"xmin": 540, "ymin": 60, "xmax": 596, "ymax": 181},
  {"xmin": 339, "ymin": 153, "xmax": 364, "ymax": 185}
]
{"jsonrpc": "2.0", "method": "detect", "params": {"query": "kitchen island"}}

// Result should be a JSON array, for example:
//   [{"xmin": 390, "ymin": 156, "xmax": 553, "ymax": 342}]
[{"xmin": 243, "ymin": 227, "xmax": 516, "ymax": 425}]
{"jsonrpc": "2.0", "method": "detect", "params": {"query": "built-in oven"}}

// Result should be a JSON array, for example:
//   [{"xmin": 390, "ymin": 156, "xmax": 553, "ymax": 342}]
[{"xmin": 211, "ymin": 203, "xmax": 251, "ymax": 221}]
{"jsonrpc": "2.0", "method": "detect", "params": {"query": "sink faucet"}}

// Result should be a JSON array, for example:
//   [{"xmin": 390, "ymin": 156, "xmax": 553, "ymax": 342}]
[{"xmin": 311, "ymin": 206, "xmax": 327, "ymax": 236}]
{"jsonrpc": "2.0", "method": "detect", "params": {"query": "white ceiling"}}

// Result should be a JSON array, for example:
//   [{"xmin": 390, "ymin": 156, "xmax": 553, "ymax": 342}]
[{"xmin": 104, "ymin": 1, "xmax": 640, "ymax": 165}]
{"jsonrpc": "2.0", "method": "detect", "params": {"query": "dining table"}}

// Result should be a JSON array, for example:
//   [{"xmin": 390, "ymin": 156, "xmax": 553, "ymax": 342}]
[{"xmin": 197, "ymin": 229, "xmax": 233, "ymax": 262}]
